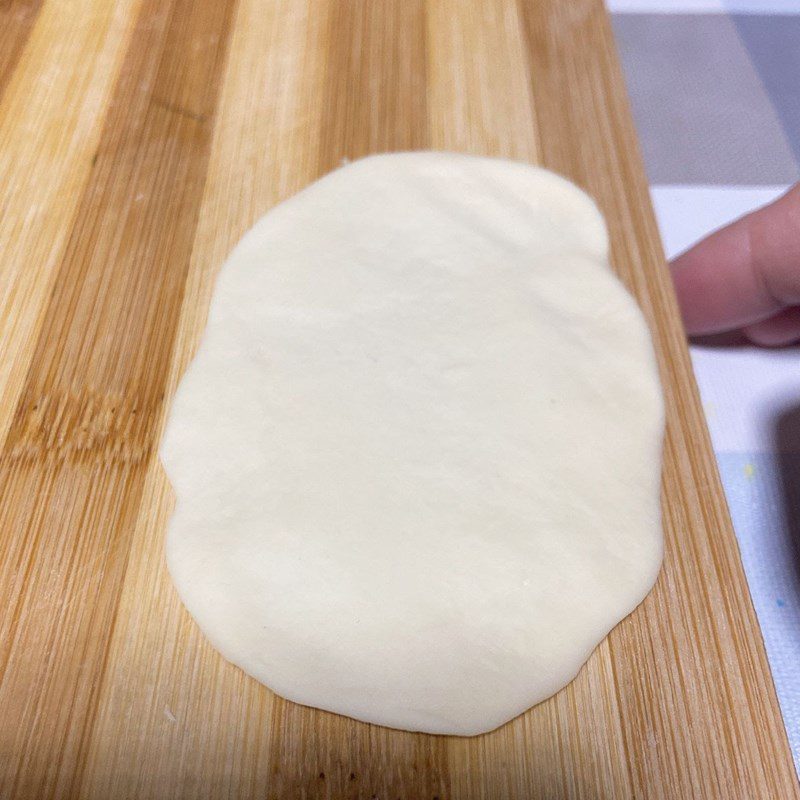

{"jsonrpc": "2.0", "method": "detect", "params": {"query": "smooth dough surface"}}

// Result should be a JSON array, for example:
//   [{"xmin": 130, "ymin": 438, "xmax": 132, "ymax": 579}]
[{"xmin": 161, "ymin": 152, "xmax": 664, "ymax": 736}]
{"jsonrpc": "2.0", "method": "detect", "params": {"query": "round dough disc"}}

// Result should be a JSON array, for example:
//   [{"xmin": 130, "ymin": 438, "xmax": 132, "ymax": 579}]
[{"xmin": 161, "ymin": 152, "xmax": 664, "ymax": 736}]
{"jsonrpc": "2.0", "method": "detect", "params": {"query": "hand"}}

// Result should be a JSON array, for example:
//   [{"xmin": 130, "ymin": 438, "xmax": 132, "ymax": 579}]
[{"xmin": 670, "ymin": 184, "xmax": 800, "ymax": 346}]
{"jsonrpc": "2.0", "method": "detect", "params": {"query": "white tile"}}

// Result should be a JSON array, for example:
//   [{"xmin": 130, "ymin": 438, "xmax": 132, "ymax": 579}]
[
  {"xmin": 649, "ymin": 184, "xmax": 787, "ymax": 258},
  {"xmin": 607, "ymin": 0, "xmax": 800, "ymax": 12},
  {"xmin": 725, "ymin": 0, "xmax": 800, "ymax": 11},
  {"xmin": 607, "ymin": 0, "xmax": 725, "ymax": 12}
]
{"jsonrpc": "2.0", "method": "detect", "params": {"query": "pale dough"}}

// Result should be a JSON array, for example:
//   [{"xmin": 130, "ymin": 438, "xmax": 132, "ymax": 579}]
[{"xmin": 160, "ymin": 153, "xmax": 664, "ymax": 736}]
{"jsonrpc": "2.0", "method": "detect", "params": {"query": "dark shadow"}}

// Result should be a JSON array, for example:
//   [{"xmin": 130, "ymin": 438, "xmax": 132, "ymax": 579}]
[
  {"xmin": 689, "ymin": 330, "xmax": 750, "ymax": 349},
  {"xmin": 774, "ymin": 402, "xmax": 800, "ymax": 588}
]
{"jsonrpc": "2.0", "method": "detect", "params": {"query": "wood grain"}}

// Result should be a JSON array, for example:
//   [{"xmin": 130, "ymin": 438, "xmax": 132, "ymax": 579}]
[
  {"xmin": 0, "ymin": 0, "xmax": 236, "ymax": 796},
  {"xmin": 0, "ymin": 0, "xmax": 140, "ymax": 442},
  {"xmin": 0, "ymin": 0, "xmax": 44, "ymax": 100},
  {"xmin": 0, "ymin": 1, "xmax": 796, "ymax": 798}
]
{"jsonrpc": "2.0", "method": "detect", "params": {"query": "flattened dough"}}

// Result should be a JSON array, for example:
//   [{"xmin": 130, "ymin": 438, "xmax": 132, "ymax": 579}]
[{"xmin": 161, "ymin": 153, "xmax": 664, "ymax": 736}]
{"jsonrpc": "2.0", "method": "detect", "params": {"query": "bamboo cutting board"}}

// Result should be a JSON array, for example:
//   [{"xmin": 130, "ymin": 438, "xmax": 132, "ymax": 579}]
[{"xmin": 0, "ymin": 1, "xmax": 796, "ymax": 798}]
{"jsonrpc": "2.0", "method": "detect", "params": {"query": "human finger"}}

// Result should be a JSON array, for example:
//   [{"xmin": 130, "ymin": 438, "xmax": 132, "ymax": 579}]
[{"xmin": 669, "ymin": 184, "xmax": 800, "ymax": 336}]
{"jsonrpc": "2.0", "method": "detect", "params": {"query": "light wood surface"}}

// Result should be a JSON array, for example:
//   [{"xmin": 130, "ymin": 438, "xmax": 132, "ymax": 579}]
[{"xmin": 0, "ymin": 1, "xmax": 796, "ymax": 798}]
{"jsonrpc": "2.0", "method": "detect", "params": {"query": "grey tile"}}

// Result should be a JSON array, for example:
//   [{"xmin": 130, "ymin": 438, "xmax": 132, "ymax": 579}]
[
  {"xmin": 612, "ymin": 14, "xmax": 799, "ymax": 184},
  {"xmin": 733, "ymin": 15, "xmax": 800, "ymax": 166}
]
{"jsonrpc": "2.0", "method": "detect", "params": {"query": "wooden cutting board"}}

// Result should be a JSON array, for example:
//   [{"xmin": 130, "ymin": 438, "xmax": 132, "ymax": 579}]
[{"xmin": 0, "ymin": 1, "xmax": 796, "ymax": 797}]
